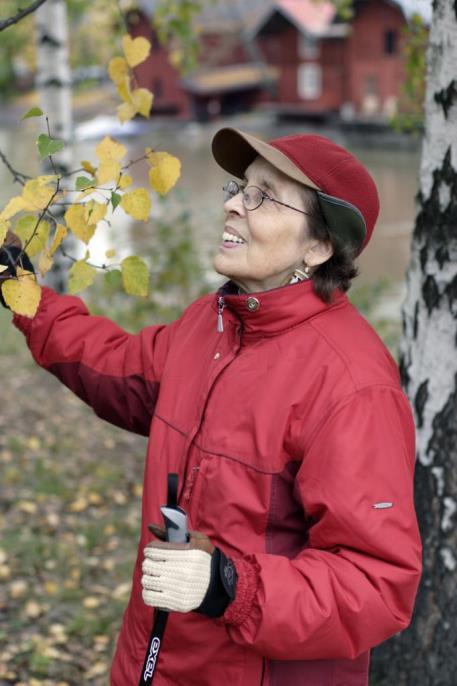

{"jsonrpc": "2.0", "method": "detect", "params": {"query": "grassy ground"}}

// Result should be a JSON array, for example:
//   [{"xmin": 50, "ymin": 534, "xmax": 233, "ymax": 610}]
[
  {"xmin": 0, "ymin": 275, "xmax": 402, "ymax": 685},
  {"xmin": 0, "ymin": 306, "xmax": 147, "ymax": 685}
]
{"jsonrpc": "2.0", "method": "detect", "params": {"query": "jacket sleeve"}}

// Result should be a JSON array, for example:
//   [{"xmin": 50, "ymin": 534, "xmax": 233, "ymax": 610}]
[
  {"xmin": 221, "ymin": 385, "xmax": 422, "ymax": 660},
  {"xmin": 13, "ymin": 287, "xmax": 176, "ymax": 436}
]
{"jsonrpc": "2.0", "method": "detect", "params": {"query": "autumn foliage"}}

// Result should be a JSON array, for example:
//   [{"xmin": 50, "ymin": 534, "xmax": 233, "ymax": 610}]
[{"xmin": 0, "ymin": 35, "xmax": 181, "ymax": 317}]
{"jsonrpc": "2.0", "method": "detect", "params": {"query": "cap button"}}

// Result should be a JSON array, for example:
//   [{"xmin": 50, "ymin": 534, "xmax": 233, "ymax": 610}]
[{"xmin": 246, "ymin": 296, "xmax": 260, "ymax": 312}]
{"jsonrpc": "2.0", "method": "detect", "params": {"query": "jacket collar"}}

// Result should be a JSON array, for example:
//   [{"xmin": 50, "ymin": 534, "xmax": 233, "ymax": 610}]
[{"xmin": 215, "ymin": 279, "xmax": 348, "ymax": 337}]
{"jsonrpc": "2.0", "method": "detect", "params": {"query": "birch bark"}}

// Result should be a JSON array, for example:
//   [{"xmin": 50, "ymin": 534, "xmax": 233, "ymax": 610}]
[
  {"xmin": 371, "ymin": 0, "xmax": 457, "ymax": 682},
  {"xmin": 35, "ymin": 0, "xmax": 75, "ymax": 291}
]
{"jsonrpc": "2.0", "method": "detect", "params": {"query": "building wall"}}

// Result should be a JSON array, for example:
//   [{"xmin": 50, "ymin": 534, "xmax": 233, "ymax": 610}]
[
  {"xmin": 128, "ymin": 12, "xmax": 191, "ymax": 118},
  {"xmin": 344, "ymin": 0, "xmax": 407, "ymax": 116},
  {"xmin": 258, "ymin": 24, "xmax": 346, "ymax": 113}
]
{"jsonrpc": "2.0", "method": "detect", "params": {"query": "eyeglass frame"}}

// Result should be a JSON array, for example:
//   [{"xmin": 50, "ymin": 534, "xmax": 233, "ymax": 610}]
[{"xmin": 222, "ymin": 179, "xmax": 311, "ymax": 216}]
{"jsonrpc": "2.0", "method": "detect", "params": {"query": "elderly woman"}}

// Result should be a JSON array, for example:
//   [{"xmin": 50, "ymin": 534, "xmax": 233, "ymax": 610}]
[{"xmin": 1, "ymin": 129, "xmax": 421, "ymax": 686}]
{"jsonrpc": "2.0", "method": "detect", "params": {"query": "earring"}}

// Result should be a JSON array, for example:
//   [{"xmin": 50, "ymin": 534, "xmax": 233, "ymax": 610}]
[{"xmin": 290, "ymin": 264, "xmax": 311, "ymax": 284}]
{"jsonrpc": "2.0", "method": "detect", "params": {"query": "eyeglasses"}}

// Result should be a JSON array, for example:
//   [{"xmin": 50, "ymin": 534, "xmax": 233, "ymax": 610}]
[{"xmin": 222, "ymin": 179, "xmax": 311, "ymax": 215}]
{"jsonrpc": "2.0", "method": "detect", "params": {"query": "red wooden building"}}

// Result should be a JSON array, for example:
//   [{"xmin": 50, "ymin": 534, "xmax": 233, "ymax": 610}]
[{"xmin": 128, "ymin": 0, "xmax": 409, "ymax": 122}]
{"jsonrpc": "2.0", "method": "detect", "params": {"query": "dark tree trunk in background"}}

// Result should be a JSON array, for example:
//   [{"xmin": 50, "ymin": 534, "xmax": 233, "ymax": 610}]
[{"xmin": 371, "ymin": 0, "xmax": 457, "ymax": 684}]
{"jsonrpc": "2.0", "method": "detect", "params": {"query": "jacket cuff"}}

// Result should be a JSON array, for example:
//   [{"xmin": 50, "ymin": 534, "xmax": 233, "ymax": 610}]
[
  {"xmin": 195, "ymin": 548, "xmax": 237, "ymax": 619},
  {"xmin": 219, "ymin": 556, "xmax": 259, "ymax": 627}
]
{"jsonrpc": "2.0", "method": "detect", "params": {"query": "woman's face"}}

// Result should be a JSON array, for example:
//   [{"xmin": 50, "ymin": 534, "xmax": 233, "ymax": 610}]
[{"xmin": 213, "ymin": 156, "xmax": 332, "ymax": 293}]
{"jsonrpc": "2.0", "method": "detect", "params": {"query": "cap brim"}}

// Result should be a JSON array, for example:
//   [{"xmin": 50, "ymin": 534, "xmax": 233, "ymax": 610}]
[{"xmin": 212, "ymin": 127, "xmax": 320, "ymax": 190}]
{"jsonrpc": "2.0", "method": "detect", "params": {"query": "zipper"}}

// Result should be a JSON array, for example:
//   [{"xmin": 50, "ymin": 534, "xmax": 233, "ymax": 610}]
[
  {"xmin": 217, "ymin": 296, "xmax": 225, "ymax": 332},
  {"xmin": 182, "ymin": 465, "xmax": 200, "ymax": 503},
  {"xmin": 259, "ymin": 658, "xmax": 265, "ymax": 685}
]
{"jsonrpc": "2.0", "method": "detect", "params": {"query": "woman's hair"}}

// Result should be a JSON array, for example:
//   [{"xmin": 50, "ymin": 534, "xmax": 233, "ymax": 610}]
[{"xmin": 303, "ymin": 188, "xmax": 359, "ymax": 303}]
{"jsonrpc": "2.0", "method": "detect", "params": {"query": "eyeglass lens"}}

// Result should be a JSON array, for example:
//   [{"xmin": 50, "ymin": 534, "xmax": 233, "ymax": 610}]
[{"xmin": 223, "ymin": 181, "xmax": 263, "ymax": 210}]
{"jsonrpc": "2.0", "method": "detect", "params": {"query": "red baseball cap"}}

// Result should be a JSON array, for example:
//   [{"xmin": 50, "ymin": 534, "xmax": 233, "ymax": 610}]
[{"xmin": 211, "ymin": 127, "xmax": 379, "ymax": 255}]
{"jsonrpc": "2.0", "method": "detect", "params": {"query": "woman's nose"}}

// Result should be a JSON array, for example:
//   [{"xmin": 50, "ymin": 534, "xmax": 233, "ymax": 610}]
[{"xmin": 224, "ymin": 191, "xmax": 245, "ymax": 215}]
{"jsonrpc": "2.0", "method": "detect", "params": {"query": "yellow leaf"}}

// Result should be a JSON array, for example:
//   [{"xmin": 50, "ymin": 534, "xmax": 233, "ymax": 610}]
[
  {"xmin": 108, "ymin": 56, "xmax": 129, "ymax": 85},
  {"xmin": 0, "ymin": 265, "xmax": 8, "ymax": 273},
  {"xmin": 22, "ymin": 177, "xmax": 57, "ymax": 210},
  {"xmin": 38, "ymin": 250, "xmax": 53, "ymax": 277},
  {"xmin": 122, "ymin": 35, "xmax": 151, "ymax": 68},
  {"xmin": 83, "ymin": 596, "xmax": 101, "ymax": 609},
  {"xmin": 117, "ymin": 101, "xmax": 137, "ymax": 124},
  {"xmin": 15, "ymin": 215, "xmax": 50, "ymax": 257},
  {"xmin": 0, "ymin": 196, "xmax": 26, "ymax": 221},
  {"xmin": 120, "ymin": 189, "xmax": 151, "ymax": 221},
  {"xmin": 17, "ymin": 500, "xmax": 38, "ymax": 513},
  {"xmin": 25, "ymin": 600, "xmax": 43, "ymax": 618},
  {"xmin": 49, "ymin": 223, "xmax": 67, "ymax": 255},
  {"xmin": 105, "ymin": 249, "xmax": 116, "ymax": 259},
  {"xmin": 121, "ymin": 255, "xmax": 149, "ymax": 297},
  {"xmin": 95, "ymin": 136, "xmax": 127, "ymax": 184},
  {"xmin": 131, "ymin": 88, "xmax": 153, "ymax": 117},
  {"xmin": 84, "ymin": 200, "xmax": 106, "ymax": 226},
  {"xmin": 9, "ymin": 580, "xmax": 28, "ymax": 599},
  {"xmin": 0, "ymin": 268, "xmax": 41, "ymax": 317},
  {"xmin": 0, "ymin": 564, "xmax": 11, "ymax": 581},
  {"xmin": 81, "ymin": 160, "xmax": 96, "ymax": 175},
  {"xmin": 85, "ymin": 661, "xmax": 109, "ymax": 679},
  {"xmin": 44, "ymin": 580, "xmax": 58, "ymax": 595},
  {"xmin": 96, "ymin": 136, "xmax": 127, "ymax": 164},
  {"xmin": 147, "ymin": 151, "xmax": 181, "ymax": 196},
  {"xmin": 117, "ymin": 76, "xmax": 132, "ymax": 104},
  {"xmin": 169, "ymin": 48, "xmax": 183, "ymax": 69},
  {"xmin": 68, "ymin": 260, "xmax": 97, "ymax": 294},
  {"xmin": 0, "ymin": 218, "xmax": 9, "ymax": 244},
  {"xmin": 65, "ymin": 205, "xmax": 98, "ymax": 244},
  {"xmin": 68, "ymin": 495, "xmax": 89, "ymax": 512},
  {"xmin": 119, "ymin": 174, "xmax": 132, "ymax": 190}
]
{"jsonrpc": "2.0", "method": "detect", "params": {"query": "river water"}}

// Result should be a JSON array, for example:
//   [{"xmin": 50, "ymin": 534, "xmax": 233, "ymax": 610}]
[{"xmin": 0, "ymin": 111, "xmax": 422, "ymax": 304}]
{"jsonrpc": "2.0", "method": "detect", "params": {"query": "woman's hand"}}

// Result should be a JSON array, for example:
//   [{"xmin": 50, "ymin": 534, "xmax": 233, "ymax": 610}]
[
  {"xmin": 141, "ymin": 525, "xmax": 237, "ymax": 618},
  {"xmin": 142, "ymin": 527, "xmax": 214, "ymax": 613}
]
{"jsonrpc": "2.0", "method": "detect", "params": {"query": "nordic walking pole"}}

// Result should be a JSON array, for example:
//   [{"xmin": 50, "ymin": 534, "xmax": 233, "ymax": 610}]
[{"xmin": 138, "ymin": 473, "xmax": 189, "ymax": 685}]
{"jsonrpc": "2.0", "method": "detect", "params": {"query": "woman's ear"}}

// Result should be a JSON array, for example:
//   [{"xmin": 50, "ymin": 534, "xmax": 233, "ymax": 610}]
[{"xmin": 304, "ymin": 241, "xmax": 334, "ymax": 268}]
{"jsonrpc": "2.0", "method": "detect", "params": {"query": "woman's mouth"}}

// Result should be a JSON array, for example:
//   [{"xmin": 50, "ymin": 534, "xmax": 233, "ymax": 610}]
[{"xmin": 221, "ymin": 230, "xmax": 246, "ymax": 249}]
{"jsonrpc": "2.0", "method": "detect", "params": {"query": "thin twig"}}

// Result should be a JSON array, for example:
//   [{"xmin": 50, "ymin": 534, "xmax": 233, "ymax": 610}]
[
  {"xmin": 0, "ymin": 148, "xmax": 31, "ymax": 185},
  {"xmin": 21, "ymin": 183, "xmax": 61, "ymax": 257},
  {"xmin": 0, "ymin": 0, "xmax": 49, "ymax": 32}
]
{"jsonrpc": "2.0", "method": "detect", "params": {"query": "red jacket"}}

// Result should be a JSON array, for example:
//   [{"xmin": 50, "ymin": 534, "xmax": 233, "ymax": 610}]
[{"xmin": 14, "ymin": 279, "xmax": 422, "ymax": 686}]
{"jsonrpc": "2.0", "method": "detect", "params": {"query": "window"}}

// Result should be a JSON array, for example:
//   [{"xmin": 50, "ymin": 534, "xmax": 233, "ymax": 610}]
[
  {"xmin": 384, "ymin": 30, "xmax": 397, "ymax": 55},
  {"xmin": 299, "ymin": 33, "xmax": 320, "ymax": 59},
  {"xmin": 153, "ymin": 78, "xmax": 163, "ymax": 98},
  {"xmin": 297, "ymin": 64, "xmax": 322, "ymax": 100}
]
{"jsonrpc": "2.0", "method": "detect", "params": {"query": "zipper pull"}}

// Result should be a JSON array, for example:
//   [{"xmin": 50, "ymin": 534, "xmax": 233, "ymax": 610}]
[{"xmin": 217, "ymin": 296, "xmax": 225, "ymax": 333}]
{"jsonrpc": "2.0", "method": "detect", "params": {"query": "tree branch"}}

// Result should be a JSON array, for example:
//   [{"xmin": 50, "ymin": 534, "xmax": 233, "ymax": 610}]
[
  {"xmin": 0, "ymin": 148, "xmax": 30, "ymax": 185},
  {"xmin": 0, "ymin": 0, "xmax": 49, "ymax": 32}
]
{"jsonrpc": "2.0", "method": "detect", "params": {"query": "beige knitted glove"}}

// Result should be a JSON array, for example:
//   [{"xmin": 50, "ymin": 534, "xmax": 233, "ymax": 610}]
[{"xmin": 142, "ymin": 529, "xmax": 214, "ymax": 613}]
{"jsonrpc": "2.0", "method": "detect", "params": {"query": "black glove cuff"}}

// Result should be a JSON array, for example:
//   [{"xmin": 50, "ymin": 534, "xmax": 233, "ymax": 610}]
[
  {"xmin": 195, "ymin": 548, "xmax": 237, "ymax": 619},
  {"xmin": 0, "ymin": 246, "xmax": 35, "ymax": 309}
]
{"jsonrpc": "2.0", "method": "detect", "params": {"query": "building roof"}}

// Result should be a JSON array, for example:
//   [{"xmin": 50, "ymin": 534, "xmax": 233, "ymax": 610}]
[
  {"xmin": 251, "ymin": 0, "xmax": 350, "ymax": 38},
  {"xmin": 182, "ymin": 63, "xmax": 279, "ymax": 95}
]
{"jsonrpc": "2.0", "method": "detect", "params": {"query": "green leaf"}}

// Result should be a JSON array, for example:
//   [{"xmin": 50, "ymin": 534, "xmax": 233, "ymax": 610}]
[
  {"xmin": 104, "ymin": 269, "xmax": 122, "ymax": 293},
  {"xmin": 68, "ymin": 260, "xmax": 97, "ymax": 294},
  {"xmin": 37, "ymin": 134, "xmax": 65, "ymax": 160},
  {"xmin": 111, "ymin": 192, "xmax": 121, "ymax": 210},
  {"xmin": 75, "ymin": 176, "xmax": 94, "ymax": 191},
  {"xmin": 121, "ymin": 256, "xmax": 149, "ymax": 297},
  {"xmin": 22, "ymin": 107, "xmax": 44, "ymax": 120}
]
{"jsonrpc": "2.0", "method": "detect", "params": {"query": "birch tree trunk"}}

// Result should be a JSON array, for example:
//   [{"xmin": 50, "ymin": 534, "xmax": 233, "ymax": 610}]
[
  {"xmin": 35, "ymin": 0, "xmax": 74, "ymax": 291},
  {"xmin": 371, "ymin": 0, "xmax": 457, "ymax": 683}
]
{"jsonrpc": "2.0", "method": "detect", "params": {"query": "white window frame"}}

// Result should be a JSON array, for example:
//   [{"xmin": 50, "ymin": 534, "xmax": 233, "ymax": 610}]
[
  {"xmin": 297, "ymin": 63, "xmax": 322, "ymax": 100},
  {"xmin": 298, "ymin": 33, "xmax": 320, "ymax": 60}
]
